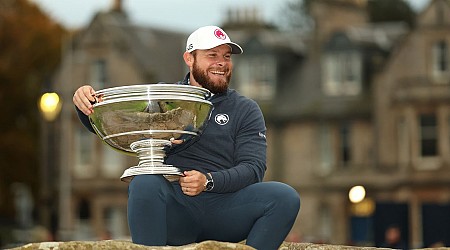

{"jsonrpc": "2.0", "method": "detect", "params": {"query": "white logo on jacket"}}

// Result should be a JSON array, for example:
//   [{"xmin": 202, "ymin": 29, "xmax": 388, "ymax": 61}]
[
  {"xmin": 258, "ymin": 132, "xmax": 266, "ymax": 139},
  {"xmin": 215, "ymin": 114, "xmax": 229, "ymax": 125}
]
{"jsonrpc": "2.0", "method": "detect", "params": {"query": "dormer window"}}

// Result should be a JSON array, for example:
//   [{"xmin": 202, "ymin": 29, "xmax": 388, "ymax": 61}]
[
  {"xmin": 235, "ymin": 55, "xmax": 276, "ymax": 100},
  {"xmin": 323, "ymin": 51, "xmax": 362, "ymax": 96},
  {"xmin": 432, "ymin": 40, "xmax": 449, "ymax": 82}
]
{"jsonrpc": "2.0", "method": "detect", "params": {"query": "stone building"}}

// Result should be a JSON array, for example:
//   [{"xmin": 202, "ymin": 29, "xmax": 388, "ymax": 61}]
[
  {"xmin": 50, "ymin": 0, "xmax": 450, "ymax": 248},
  {"xmin": 51, "ymin": 1, "xmax": 186, "ymax": 240},
  {"xmin": 229, "ymin": 0, "xmax": 449, "ymax": 247}
]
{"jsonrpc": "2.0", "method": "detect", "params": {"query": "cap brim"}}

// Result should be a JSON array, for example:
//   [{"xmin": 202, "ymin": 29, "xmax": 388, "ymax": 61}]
[{"xmin": 228, "ymin": 42, "xmax": 243, "ymax": 54}]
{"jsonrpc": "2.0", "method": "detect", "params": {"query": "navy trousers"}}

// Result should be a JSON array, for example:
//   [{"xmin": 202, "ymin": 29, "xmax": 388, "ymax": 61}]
[{"xmin": 128, "ymin": 175, "xmax": 300, "ymax": 250}]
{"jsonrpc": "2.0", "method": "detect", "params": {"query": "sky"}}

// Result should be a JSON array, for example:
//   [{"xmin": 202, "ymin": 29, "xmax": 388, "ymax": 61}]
[{"xmin": 30, "ymin": 0, "xmax": 430, "ymax": 33}]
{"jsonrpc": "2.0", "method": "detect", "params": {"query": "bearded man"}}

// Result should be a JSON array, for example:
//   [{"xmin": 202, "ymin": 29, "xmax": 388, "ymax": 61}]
[{"xmin": 73, "ymin": 26, "xmax": 300, "ymax": 250}]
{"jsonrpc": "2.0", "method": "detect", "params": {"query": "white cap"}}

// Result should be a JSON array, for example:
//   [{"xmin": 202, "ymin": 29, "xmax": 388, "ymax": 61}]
[{"xmin": 186, "ymin": 26, "xmax": 243, "ymax": 54}]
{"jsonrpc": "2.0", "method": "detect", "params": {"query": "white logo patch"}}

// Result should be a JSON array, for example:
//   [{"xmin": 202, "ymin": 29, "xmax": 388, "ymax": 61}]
[
  {"xmin": 259, "ymin": 132, "xmax": 266, "ymax": 139},
  {"xmin": 215, "ymin": 114, "xmax": 229, "ymax": 125}
]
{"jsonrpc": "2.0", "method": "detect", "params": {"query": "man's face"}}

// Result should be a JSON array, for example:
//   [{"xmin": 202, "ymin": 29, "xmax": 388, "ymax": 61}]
[{"xmin": 191, "ymin": 44, "xmax": 233, "ymax": 94}]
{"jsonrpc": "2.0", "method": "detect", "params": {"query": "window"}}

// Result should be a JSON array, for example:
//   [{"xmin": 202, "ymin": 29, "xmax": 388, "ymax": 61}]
[
  {"xmin": 74, "ymin": 199, "xmax": 94, "ymax": 239},
  {"xmin": 323, "ymin": 51, "xmax": 362, "ymax": 96},
  {"xmin": 318, "ymin": 123, "xmax": 334, "ymax": 175},
  {"xmin": 101, "ymin": 145, "xmax": 125, "ymax": 178},
  {"xmin": 235, "ymin": 56, "xmax": 276, "ymax": 100},
  {"xmin": 340, "ymin": 122, "xmax": 351, "ymax": 165},
  {"xmin": 397, "ymin": 116, "xmax": 410, "ymax": 166},
  {"xmin": 432, "ymin": 40, "xmax": 449, "ymax": 81},
  {"xmin": 420, "ymin": 114, "xmax": 437, "ymax": 157},
  {"xmin": 319, "ymin": 204, "xmax": 332, "ymax": 242},
  {"xmin": 90, "ymin": 59, "xmax": 107, "ymax": 90},
  {"xmin": 448, "ymin": 116, "xmax": 450, "ymax": 156},
  {"xmin": 104, "ymin": 206, "xmax": 127, "ymax": 239},
  {"xmin": 74, "ymin": 126, "xmax": 95, "ymax": 178}
]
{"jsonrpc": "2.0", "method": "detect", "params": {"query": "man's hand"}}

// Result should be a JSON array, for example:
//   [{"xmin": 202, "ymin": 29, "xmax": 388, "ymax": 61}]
[
  {"xmin": 170, "ymin": 138, "xmax": 185, "ymax": 145},
  {"xmin": 73, "ymin": 85, "xmax": 98, "ymax": 115},
  {"xmin": 179, "ymin": 170, "xmax": 207, "ymax": 196}
]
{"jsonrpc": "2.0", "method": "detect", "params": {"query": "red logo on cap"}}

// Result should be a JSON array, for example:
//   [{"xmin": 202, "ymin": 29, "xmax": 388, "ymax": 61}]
[{"xmin": 214, "ymin": 29, "xmax": 226, "ymax": 40}]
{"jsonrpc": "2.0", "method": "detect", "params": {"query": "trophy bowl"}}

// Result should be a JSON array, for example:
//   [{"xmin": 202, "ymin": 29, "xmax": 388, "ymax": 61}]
[{"xmin": 88, "ymin": 84, "xmax": 213, "ymax": 182}]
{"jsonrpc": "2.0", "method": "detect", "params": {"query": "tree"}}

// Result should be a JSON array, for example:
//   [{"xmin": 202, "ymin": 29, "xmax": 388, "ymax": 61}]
[
  {"xmin": 279, "ymin": 0, "xmax": 312, "ymax": 32},
  {"xmin": 0, "ymin": 0, "xmax": 66, "ymax": 226}
]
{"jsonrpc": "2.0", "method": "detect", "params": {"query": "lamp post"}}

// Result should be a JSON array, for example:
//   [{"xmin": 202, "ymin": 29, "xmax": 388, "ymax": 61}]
[
  {"xmin": 39, "ymin": 93, "xmax": 62, "ymax": 122},
  {"xmin": 349, "ymin": 185, "xmax": 366, "ymax": 204},
  {"xmin": 38, "ymin": 92, "xmax": 62, "ymax": 237},
  {"xmin": 349, "ymin": 185, "xmax": 375, "ymax": 217},
  {"xmin": 349, "ymin": 185, "xmax": 375, "ymax": 244}
]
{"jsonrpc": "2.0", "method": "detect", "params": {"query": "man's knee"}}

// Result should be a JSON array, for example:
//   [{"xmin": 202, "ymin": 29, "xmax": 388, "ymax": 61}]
[
  {"xmin": 128, "ymin": 175, "xmax": 169, "ymax": 199},
  {"xmin": 264, "ymin": 182, "xmax": 301, "ymax": 214},
  {"xmin": 284, "ymin": 184, "xmax": 300, "ymax": 215}
]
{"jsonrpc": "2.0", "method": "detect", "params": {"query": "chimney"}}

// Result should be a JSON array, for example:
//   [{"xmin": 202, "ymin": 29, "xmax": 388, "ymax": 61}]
[
  {"xmin": 309, "ymin": 0, "xmax": 367, "ymax": 55},
  {"xmin": 112, "ymin": 0, "xmax": 122, "ymax": 12}
]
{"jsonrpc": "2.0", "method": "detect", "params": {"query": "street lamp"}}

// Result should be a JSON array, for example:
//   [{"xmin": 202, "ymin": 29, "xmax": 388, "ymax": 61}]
[
  {"xmin": 39, "ymin": 93, "xmax": 62, "ymax": 122},
  {"xmin": 38, "ymin": 92, "xmax": 62, "ymax": 237},
  {"xmin": 349, "ymin": 185, "xmax": 375, "ymax": 217},
  {"xmin": 349, "ymin": 185, "xmax": 366, "ymax": 203}
]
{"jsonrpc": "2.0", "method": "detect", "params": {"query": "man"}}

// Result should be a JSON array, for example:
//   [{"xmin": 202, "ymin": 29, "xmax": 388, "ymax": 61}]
[
  {"xmin": 73, "ymin": 25, "xmax": 300, "ymax": 250},
  {"xmin": 382, "ymin": 225, "xmax": 406, "ymax": 249}
]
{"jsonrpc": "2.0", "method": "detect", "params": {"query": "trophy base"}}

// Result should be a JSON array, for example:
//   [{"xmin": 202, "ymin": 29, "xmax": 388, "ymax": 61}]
[{"xmin": 120, "ymin": 165, "xmax": 183, "ymax": 183}]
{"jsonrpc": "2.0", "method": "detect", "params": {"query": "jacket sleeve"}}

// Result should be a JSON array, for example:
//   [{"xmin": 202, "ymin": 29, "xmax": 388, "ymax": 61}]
[
  {"xmin": 210, "ymin": 100, "xmax": 267, "ymax": 193},
  {"xmin": 75, "ymin": 106, "xmax": 96, "ymax": 134}
]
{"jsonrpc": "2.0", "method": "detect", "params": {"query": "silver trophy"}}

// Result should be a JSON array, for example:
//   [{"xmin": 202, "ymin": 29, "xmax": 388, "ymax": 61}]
[{"xmin": 88, "ymin": 84, "xmax": 213, "ymax": 182}]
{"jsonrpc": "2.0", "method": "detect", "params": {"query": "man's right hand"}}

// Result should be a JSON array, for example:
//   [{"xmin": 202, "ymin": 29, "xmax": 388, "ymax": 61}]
[{"xmin": 73, "ymin": 85, "xmax": 97, "ymax": 115}]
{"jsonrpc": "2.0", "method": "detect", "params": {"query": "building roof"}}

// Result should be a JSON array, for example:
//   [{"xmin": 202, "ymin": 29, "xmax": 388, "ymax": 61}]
[
  {"xmin": 71, "ymin": 9, "xmax": 187, "ymax": 83},
  {"xmin": 345, "ymin": 22, "xmax": 409, "ymax": 51},
  {"xmin": 267, "ymin": 22, "xmax": 409, "ymax": 121}
]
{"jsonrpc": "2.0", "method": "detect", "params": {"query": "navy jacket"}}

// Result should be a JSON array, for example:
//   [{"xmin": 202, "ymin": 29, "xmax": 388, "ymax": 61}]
[{"xmin": 76, "ymin": 73, "xmax": 267, "ymax": 193}]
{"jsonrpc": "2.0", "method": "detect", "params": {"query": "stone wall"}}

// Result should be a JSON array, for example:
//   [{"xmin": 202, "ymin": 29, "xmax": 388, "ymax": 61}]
[{"xmin": 9, "ymin": 240, "xmax": 436, "ymax": 250}]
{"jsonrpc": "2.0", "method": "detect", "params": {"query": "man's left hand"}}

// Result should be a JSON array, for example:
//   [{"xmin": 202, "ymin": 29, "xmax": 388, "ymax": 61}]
[{"xmin": 179, "ymin": 170, "xmax": 207, "ymax": 196}]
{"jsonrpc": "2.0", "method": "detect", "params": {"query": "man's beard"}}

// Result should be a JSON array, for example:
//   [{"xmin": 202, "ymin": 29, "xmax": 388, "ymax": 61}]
[{"xmin": 191, "ymin": 60, "xmax": 231, "ymax": 94}]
